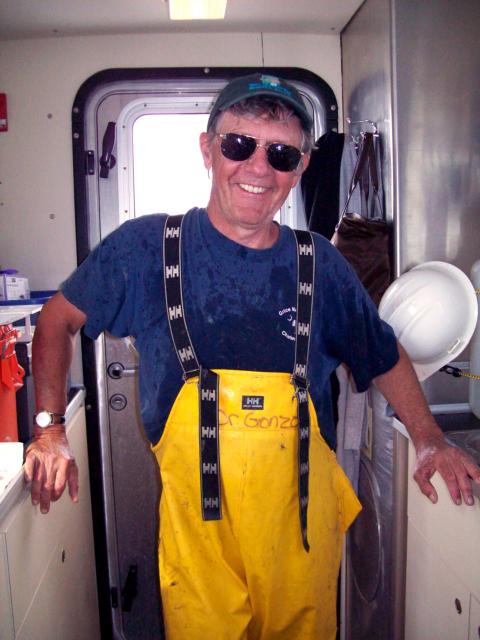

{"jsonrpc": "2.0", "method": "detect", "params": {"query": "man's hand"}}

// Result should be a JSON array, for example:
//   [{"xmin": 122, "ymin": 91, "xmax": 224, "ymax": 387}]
[
  {"xmin": 413, "ymin": 434, "xmax": 480, "ymax": 506},
  {"xmin": 24, "ymin": 426, "xmax": 79, "ymax": 513}
]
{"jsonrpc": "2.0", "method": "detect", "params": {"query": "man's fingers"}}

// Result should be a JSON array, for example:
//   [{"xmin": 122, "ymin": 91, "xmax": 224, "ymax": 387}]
[
  {"xmin": 52, "ymin": 463, "xmax": 68, "ymax": 502},
  {"xmin": 23, "ymin": 451, "xmax": 36, "ymax": 483},
  {"xmin": 39, "ymin": 481, "xmax": 53, "ymax": 513},
  {"xmin": 464, "ymin": 458, "xmax": 480, "ymax": 485},
  {"xmin": 24, "ymin": 435, "xmax": 78, "ymax": 512},
  {"xmin": 30, "ymin": 459, "xmax": 45, "ymax": 506},
  {"xmin": 453, "ymin": 457, "xmax": 480, "ymax": 506},
  {"xmin": 435, "ymin": 460, "xmax": 462, "ymax": 505},
  {"xmin": 415, "ymin": 445, "xmax": 480, "ymax": 506},
  {"xmin": 413, "ymin": 469, "xmax": 438, "ymax": 504},
  {"xmin": 67, "ymin": 461, "xmax": 79, "ymax": 503}
]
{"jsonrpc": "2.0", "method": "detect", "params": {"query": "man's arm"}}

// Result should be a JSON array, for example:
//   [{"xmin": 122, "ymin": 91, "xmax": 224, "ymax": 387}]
[
  {"xmin": 374, "ymin": 342, "xmax": 480, "ymax": 506},
  {"xmin": 24, "ymin": 292, "xmax": 86, "ymax": 513}
]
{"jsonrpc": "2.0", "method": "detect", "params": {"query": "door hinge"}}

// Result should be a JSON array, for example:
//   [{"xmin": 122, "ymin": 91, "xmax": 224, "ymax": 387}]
[{"xmin": 85, "ymin": 150, "xmax": 95, "ymax": 175}]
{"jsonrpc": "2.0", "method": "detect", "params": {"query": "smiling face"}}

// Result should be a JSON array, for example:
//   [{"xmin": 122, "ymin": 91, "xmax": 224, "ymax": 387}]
[{"xmin": 199, "ymin": 110, "xmax": 310, "ymax": 248}]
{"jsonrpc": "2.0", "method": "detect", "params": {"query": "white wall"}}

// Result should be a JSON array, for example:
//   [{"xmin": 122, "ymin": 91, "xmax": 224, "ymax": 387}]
[{"xmin": 0, "ymin": 31, "xmax": 341, "ymax": 290}]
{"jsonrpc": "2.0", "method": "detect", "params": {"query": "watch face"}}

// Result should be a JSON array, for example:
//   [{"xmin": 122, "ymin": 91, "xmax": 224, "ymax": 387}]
[{"xmin": 35, "ymin": 411, "xmax": 52, "ymax": 428}]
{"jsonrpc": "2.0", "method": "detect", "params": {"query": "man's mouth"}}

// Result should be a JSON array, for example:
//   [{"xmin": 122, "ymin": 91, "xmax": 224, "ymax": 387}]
[{"xmin": 239, "ymin": 183, "xmax": 268, "ymax": 194}]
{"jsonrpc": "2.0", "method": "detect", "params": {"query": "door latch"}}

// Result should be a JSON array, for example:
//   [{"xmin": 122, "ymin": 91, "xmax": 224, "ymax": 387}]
[
  {"xmin": 107, "ymin": 362, "xmax": 138, "ymax": 379},
  {"xmin": 99, "ymin": 121, "xmax": 116, "ymax": 178}
]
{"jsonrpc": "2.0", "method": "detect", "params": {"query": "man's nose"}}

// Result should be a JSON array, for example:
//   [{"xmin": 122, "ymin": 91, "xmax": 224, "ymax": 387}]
[{"xmin": 244, "ymin": 144, "xmax": 271, "ymax": 173}]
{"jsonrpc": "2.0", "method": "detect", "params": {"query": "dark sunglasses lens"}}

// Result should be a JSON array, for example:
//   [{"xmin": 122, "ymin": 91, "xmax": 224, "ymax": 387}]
[
  {"xmin": 220, "ymin": 134, "xmax": 256, "ymax": 161},
  {"xmin": 267, "ymin": 144, "xmax": 302, "ymax": 172}
]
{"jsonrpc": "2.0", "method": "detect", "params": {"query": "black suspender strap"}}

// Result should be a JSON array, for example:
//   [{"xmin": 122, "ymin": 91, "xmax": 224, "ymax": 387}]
[
  {"xmin": 163, "ymin": 215, "xmax": 222, "ymax": 520},
  {"xmin": 198, "ymin": 367, "xmax": 222, "ymax": 520},
  {"xmin": 292, "ymin": 229, "xmax": 315, "ymax": 552},
  {"xmin": 164, "ymin": 215, "xmax": 201, "ymax": 379}
]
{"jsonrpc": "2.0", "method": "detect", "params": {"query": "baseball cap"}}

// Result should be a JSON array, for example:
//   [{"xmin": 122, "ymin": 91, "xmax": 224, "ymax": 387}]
[{"xmin": 207, "ymin": 73, "xmax": 313, "ymax": 132}]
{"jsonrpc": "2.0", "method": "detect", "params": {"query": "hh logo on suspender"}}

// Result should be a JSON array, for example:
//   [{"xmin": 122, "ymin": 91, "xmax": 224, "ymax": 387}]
[
  {"xmin": 299, "ymin": 282, "xmax": 312, "ymax": 296},
  {"xmin": 299, "ymin": 243, "xmax": 313, "ymax": 256},
  {"xmin": 297, "ymin": 389, "xmax": 308, "ymax": 403},
  {"xmin": 165, "ymin": 264, "xmax": 179, "ymax": 278},
  {"xmin": 297, "ymin": 322, "xmax": 310, "ymax": 336},
  {"xmin": 201, "ymin": 389, "xmax": 216, "ymax": 402},
  {"xmin": 165, "ymin": 226, "xmax": 180, "ymax": 238},
  {"xmin": 204, "ymin": 497, "xmax": 219, "ymax": 509},
  {"xmin": 168, "ymin": 305, "xmax": 182, "ymax": 320},
  {"xmin": 202, "ymin": 463, "xmax": 218, "ymax": 475},
  {"xmin": 295, "ymin": 364, "xmax": 306, "ymax": 378},
  {"xmin": 242, "ymin": 396, "xmax": 264, "ymax": 410},
  {"xmin": 179, "ymin": 346, "xmax": 194, "ymax": 363}
]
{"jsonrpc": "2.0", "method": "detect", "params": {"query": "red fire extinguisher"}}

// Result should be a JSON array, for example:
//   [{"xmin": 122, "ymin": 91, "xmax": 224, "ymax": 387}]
[{"xmin": 0, "ymin": 324, "xmax": 25, "ymax": 442}]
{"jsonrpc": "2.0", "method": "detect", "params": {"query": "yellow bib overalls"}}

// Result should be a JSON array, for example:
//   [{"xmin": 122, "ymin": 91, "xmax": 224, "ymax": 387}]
[{"xmin": 154, "ymin": 216, "xmax": 361, "ymax": 640}]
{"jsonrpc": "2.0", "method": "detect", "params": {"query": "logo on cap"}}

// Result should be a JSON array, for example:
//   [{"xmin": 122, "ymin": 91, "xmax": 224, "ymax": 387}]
[{"xmin": 248, "ymin": 75, "xmax": 292, "ymax": 98}]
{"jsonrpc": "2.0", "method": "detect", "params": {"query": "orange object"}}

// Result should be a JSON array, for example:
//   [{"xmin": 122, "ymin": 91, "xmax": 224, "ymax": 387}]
[
  {"xmin": 0, "ymin": 93, "xmax": 7, "ymax": 132},
  {"xmin": 0, "ymin": 325, "xmax": 25, "ymax": 442}
]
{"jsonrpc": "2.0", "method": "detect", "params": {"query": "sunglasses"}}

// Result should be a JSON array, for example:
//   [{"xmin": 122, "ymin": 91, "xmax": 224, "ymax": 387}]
[{"xmin": 217, "ymin": 133, "xmax": 304, "ymax": 172}]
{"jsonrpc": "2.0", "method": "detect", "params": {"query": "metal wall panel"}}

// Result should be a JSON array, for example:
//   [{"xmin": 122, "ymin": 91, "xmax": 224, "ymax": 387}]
[
  {"xmin": 341, "ymin": 0, "xmax": 394, "ymax": 227},
  {"xmin": 393, "ymin": 0, "xmax": 480, "ymax": 405},
  {"xmin": 393, "ymin": 0, "xmax": 480, "ymax": 275},
  {"xmin": 341, "ymin": 3, "xmax": 480, "ymax": 640}
]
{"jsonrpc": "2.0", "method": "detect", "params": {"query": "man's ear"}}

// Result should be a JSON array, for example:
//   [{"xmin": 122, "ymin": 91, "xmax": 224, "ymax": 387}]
[
  {"xmin": 298, "ymin": 152, "xmax": 311, "ymax": 174},
  {"xmin": 291, "ymin": 152, "xmax": 311, "ymax": 188},
  {"xmin": 199, "ymin": 132, "xmax": 212, "ymax": 170}
]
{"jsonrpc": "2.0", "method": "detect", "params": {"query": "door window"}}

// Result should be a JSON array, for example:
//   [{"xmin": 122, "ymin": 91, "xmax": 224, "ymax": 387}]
[{"xmin": 132, "ymin": 113, "xmax": 211, "ymax": 216}]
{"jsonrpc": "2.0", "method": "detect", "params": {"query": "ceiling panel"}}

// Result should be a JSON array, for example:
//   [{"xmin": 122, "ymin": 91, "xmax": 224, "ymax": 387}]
[{"xmin": 0, "ymin": 0, "xmax": 364, "ymax": 40}]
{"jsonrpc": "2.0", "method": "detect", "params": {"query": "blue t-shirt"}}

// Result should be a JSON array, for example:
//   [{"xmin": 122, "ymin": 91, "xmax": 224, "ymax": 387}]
[{"xmin": 62, "ymin": 208, "xmax": 398, "ymax": 449}]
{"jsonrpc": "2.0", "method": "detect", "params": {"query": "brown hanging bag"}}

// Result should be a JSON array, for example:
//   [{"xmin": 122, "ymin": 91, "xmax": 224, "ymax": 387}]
[{"xmin": 331, "ymin": 132, "xmax": 392, "ymax": 307}]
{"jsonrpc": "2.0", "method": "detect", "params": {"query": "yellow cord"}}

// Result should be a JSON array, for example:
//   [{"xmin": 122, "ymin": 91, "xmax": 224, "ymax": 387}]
[{"xmin": 459, "ymin": 371, "xmax": 480, "ymax": 381}]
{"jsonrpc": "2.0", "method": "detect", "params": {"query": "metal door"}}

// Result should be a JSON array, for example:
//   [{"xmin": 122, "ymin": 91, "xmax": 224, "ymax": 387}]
[{"xmin": 72, "ymin": 67, "xmax": 337, "ymax": 639}]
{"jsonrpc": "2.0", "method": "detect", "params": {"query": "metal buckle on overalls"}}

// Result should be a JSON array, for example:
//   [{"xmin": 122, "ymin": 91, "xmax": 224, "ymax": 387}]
[
  {"xmin": 291, "ymin": 374, "xmax": 309, "ymax": 391},
  {"xmin": 183, "ymin": 368, "xmax": 201, "ymax": 383}
]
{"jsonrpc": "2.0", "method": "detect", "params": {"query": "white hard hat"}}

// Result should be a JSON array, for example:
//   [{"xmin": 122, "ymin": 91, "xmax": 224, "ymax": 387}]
[{"xmin": 379, "ymin": 261, "xmax": 478, "ymax": 381}]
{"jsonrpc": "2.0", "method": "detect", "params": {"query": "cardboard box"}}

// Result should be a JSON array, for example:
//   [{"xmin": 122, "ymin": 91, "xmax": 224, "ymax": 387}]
[{"xmin": 0, "ymin": 273, "xmax": 30, "ymax": 301}]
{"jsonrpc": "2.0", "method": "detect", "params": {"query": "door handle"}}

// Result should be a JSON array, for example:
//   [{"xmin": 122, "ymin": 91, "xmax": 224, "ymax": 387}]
[
  {"xmin": 99, "ymin": 121, "xmax": 116, "ymax": 179},
  {"xmin": 107, "ymin": 362, "xmax": 138, "ymax": 379}
]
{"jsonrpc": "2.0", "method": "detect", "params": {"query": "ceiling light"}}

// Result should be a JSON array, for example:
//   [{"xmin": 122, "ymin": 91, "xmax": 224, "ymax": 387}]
[{"xmin": 168, "ymin": 0, "xmax": 227, "ymax": 20}]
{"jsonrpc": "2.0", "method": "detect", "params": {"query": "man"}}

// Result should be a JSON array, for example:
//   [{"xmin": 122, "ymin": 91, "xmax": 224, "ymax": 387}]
[{"xmin": 25, "ymin": 74, "xmax": 480, "ymax": 640}]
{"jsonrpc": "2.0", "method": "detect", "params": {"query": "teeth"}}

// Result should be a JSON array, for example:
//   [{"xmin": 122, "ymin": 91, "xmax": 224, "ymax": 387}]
[{"xmin": 239, "ymin": 183, "xmax": 267, "ymax": 194}]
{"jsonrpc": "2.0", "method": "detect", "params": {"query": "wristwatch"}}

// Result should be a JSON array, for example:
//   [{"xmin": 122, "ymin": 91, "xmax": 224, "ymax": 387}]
[{"xmin": 34, "ymin": 410, "xmax": 66, "ymax": 428}]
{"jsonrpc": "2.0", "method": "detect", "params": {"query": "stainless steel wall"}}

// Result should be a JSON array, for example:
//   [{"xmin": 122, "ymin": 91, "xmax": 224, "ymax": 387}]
[
  {"xmin": 343, "ymin": 0, "xmax": 480, "ymax": 404},
  {"xmin": 393, "ymin": 0, "xmax": 480, "ymax": 405},
  {"xmin": 394, "ymin": 0, "xmax": 480, "ymax": 275},
  {"xmin": 341, "ymin": 0, "xmax": 394, "ymax": 229},
  {"xmin": 341, "ymin": 3, "xmax": 480, "ymax": 639}
]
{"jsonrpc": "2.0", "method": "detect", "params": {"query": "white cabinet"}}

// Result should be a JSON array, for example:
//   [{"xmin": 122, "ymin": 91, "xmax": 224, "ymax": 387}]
[
  {"xmin": 469, "ymin": 595, "xmax": 480, "ymax": 640},
  {"xmin": 405, "ymin": 438, "xmax": 480, "ymax": 640},
  {"xmin": 405, "ymin": 521, "xmax": 470, "ymax": 640},
  {"xmin": 0, "ymin": 403, "xmax": 100, "ymax": 640}
]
